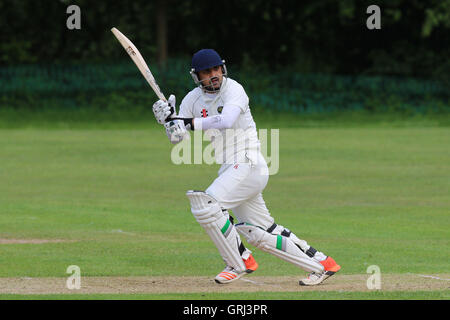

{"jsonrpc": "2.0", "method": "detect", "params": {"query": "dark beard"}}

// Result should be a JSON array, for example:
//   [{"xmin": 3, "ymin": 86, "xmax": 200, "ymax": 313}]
[{"xmin": 203, "ymin": 77, "xmax": 221, "ymax": 92}]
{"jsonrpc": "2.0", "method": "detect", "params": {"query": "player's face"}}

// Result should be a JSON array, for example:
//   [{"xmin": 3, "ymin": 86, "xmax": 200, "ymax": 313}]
[{"xmin": 198, "ymin": 65, "xmax": 223, "ymax": 90}]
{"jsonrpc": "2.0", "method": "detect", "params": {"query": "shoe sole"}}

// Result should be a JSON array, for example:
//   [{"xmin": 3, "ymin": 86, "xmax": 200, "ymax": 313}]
[
  {"xmin": 215, "ymin": 256, "xmax": 258, "ymax": 284},
  {"xmin": 214, "ymin": 268, "xmax": 256, "ymax": 284},
  {"xmin": 299, "ymin": 270, "xmax": 337, "ymax": 286},
  {"xmin": 215, "ymin": 273, "xmax": 244, "ymax": 284}
]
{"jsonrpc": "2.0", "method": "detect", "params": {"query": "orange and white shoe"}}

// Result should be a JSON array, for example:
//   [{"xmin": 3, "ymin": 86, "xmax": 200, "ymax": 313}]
[
  {"xmin": 243, "ymin": 253, "xmax": 258, "ymax": 273},
  {"xmin": 299, "ymin": 256, "xmax": 341, "ymax": 286},
  {"xmin": 215, "ymin": 254, "xmax": 258, "ymax": 284}
]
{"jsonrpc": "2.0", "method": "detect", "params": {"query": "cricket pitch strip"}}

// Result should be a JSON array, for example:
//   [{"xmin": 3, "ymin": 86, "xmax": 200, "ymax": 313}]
[{"xmin": 0, "ymin": 274, "xmax": 449, "ymax": 295}]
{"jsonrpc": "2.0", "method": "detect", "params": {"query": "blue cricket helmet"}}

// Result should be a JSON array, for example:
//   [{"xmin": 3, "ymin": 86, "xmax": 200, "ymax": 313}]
[
  {"xmin": 191, "ymin": 49, "xmax": 224, "ymax": 72},
  {"xmin": 190, "ymin": 49, "xmax": 228, "ymax": 92}
]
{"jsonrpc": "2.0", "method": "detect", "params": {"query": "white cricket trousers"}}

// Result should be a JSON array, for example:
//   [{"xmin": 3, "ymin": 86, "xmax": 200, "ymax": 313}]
[{"xmin": 205, "ymin": 152, "xmax": 275, "ymax": 229}]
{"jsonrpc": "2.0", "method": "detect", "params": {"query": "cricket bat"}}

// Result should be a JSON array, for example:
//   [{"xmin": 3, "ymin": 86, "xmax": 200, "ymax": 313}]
[{"xmin": 111, "ymin": 27, "xmax": 166, "ymax": 102}]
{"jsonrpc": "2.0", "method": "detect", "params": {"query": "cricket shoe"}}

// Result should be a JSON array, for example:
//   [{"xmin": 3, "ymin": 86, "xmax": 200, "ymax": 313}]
[
  {"xmin": 299, "ymin": 256, "xmax": 341, "ymax": 286},
  {"xmin": 215, "ymin": 254, "xmax": 258, "ymax": 284}
]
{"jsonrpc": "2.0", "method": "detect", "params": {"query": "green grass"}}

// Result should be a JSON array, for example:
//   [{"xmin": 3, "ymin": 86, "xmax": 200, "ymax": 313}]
[
  {"xmin": 1, "ymin": 291, "xmax": 448, "ymax": 300},
  {"xmin": 0, "ymin": 123, "xmax": 449, "ymax": 299},
  {"xmin": 1, "ymin": 107, "xmax": 449, "ymax": 129}
]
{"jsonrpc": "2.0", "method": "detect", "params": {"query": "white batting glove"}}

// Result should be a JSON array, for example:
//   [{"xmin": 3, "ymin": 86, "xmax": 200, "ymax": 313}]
[
  {"xmin": 153, "ymin": 94, "xmax": 176, "ymax": 124},
  {"xmin": 164, "ymin": 119, "xmax": 189, "ymax": 144}
]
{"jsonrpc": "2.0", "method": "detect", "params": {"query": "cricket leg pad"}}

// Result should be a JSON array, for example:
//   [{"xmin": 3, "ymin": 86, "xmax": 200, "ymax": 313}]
[
  {"xmin": 235, "ymin": 223, "xmax": 324, "ymax": 273},
  {"xmin": 186, "ymin": 190, "xmax": 246, "ymax": 273},
  {"xmin": 266, "ymin": 223, "xmax": 328, "ymax": 262}
]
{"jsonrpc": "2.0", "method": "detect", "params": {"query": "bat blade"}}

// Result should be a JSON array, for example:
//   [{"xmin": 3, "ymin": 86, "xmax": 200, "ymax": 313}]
[{"xmin": 111, "ymin": 27, "xmax": 166, "ymax": 101}]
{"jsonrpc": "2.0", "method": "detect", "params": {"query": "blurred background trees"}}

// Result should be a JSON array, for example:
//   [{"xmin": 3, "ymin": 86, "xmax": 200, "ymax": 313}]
[
  {"xmin": 0, "ymin": 0, "xmax": 449, "ymax": 80},
  {"xmin": 0, "ymin": 0, "xmax": 448, "ymax": 117}
]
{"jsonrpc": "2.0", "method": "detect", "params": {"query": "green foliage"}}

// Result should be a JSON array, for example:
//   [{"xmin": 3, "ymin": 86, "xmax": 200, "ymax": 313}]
[
  {"xmin": 422, "ymin": 0, "xmax": 450, "ymax": 37},
  {"xmin": 0, "ymin": 1, "xmax": 449, "ymax": 80},
  {"xmin": 0, "ymin": 62, "xmax": 448, "ymax": 118}
]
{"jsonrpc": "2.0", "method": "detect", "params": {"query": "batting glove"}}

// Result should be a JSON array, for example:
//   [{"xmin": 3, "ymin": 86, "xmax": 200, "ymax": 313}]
[
  {"xmin": 164, "ymin": 119, "xmax": 190, "ymax": 144},
  {"xmin": 153, "ymin": 94, "xmax": 176, "ymax": 124}
]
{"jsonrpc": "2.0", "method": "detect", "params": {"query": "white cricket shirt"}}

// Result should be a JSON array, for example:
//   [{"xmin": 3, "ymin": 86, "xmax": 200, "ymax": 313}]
[{"xmin": 178, "ymin": 78, "xmax": 260, "ymax": 165}]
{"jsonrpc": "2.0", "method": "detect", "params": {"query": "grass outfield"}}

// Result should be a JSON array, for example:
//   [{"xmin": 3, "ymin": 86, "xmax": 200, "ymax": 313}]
[
  {"xmin": 0, "ymin": 291, "xmax": 447, "ymax": 300},
  {"xmin": 0, "ymin": 122, "xmax": 449, "ymax": 299}
]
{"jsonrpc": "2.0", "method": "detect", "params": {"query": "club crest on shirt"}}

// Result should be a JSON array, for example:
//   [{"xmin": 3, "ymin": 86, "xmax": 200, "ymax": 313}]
[{"xmin": 217, "ymin": 106, "xmax": 223, "ymax": 114}]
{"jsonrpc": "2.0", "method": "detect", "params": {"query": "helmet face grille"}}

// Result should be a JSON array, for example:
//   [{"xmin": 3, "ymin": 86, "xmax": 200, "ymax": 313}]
[{"xmin": 190, "ymin": 64, "xmax": 228, "ymax": 93}]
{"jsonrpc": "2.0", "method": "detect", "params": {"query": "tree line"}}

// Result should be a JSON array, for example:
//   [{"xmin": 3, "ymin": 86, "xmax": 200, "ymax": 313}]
[{"xmin": 1, "ymin": 0, "xmax": 449, "ymax": 81}]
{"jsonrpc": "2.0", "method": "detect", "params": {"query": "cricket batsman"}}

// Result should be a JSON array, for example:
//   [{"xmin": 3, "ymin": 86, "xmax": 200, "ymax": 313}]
[{"xmin": 152, "ymin": 49, "xmax": 340, "ymax": 285}]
